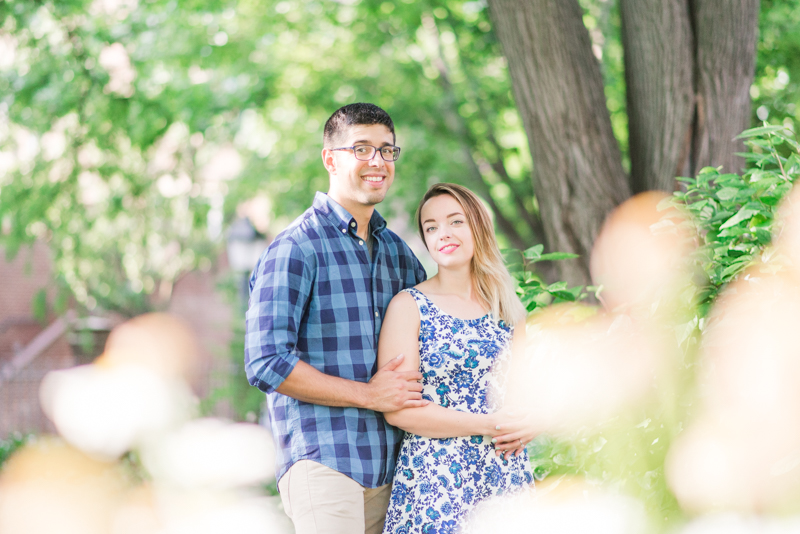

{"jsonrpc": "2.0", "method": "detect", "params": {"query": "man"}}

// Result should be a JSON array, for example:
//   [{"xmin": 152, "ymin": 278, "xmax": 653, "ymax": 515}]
[{"xmin": 245, "ymin": 103, "xmax": 428, "ymax": 534}]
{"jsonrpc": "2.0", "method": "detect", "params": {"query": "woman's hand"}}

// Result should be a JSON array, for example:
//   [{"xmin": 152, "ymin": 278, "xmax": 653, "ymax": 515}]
[{"xmin": 489, "ymin": 409, "xmax": 537, "ymax": 461}]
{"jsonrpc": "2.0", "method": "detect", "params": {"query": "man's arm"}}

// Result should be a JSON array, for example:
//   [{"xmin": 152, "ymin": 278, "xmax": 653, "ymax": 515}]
[
  {"xmin": 245, "ymin": 236, "xmax": 425, "ymax": 410},
  {"xmin": 275, "ymin": 356, "xmax": 426, "ymax": 412}
]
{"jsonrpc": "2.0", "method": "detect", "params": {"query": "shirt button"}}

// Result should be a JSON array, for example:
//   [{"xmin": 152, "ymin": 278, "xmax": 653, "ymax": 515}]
[
  {"xmin": 359, "ymin": 240, "xmax": 364, "ymax": 245},
  {"xmin": 341, "ymin": 228, "xmax": 346, "ymax": 233},
  {"xmin": 375, "ymin": 311, "xmax": 379, "ymax": 317},
  {"xmin": 350, "ymin": 221, "xmax": 356, "ymax": 227}
]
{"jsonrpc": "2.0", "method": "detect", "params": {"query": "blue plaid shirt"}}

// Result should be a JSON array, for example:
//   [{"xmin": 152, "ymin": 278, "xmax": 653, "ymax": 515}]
[{"xmin": 245, "ymin": 192, "xmax": 427, "ymax": 488}]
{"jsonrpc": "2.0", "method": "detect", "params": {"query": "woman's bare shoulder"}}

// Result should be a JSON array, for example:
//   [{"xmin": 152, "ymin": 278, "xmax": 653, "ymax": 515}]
[{"xmin": 388, "ymin": 289, "xmax": 418, "ymax": 312}]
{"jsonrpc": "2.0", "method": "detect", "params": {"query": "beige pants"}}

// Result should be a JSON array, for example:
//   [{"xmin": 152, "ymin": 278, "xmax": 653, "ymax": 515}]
[{"xmin": 278, "ymin": 460, "xmax": 392, "ymax": 534}]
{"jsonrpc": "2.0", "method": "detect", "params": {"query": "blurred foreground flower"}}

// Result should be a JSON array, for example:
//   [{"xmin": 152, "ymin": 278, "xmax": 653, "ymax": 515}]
[
  {"xmin": 0, "ymin": 438, "xmax": 127, "ymax": 534},
  {"xmin": 40, "ymin": 364, "xmax": 193, "ymax": 459},
  {"xmin": 507, "ymin": 304, "xmax": 662, "ymax": 434},
  {"xmin": 141, "ymin": 418, "xmax": 274, "ymax": 490},
  {"xmin": 590, "ymin": 191, "xmax": 695, "ymax": 315},
  {"xmin": 507, "ymin": 192, "xmax": 695, "ymax": 434},
  {"xmin": 678, "ymin": 513, "xmax": 800, "ymax": 534},
  {"xmin": 464, "ymin": 476, "xmax": 649, "ymax": 534},
  {"xmin": 0, "ymin": 313, "xmax": 289, "ymax": 534},
  {"xmin": 666, "ymin": 189, "xmax": 800, "ymax": 514},
  {"xmin": 666, "ymin": 269, "xmax": 800, "ymax": 512}
]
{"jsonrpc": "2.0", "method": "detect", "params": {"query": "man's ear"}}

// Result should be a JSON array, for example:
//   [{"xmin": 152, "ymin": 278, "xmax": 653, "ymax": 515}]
[{"xmin": 322, "ymin": 148, "xmax": 336, "ymax": 174}]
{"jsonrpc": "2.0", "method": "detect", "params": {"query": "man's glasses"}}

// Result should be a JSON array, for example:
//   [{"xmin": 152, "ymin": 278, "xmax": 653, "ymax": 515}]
[{"xmin": 331, "ymin": 144, "xmax": 401, "ymax": 162}]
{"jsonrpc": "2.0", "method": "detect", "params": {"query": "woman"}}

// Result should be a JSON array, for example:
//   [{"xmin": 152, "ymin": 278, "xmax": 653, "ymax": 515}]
[{"xmin": 379, "ymin": 183, "xmax": 534, "ymax": 534}]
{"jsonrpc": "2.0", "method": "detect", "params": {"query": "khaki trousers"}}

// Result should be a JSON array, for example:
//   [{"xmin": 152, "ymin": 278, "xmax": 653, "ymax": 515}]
[{"xmin": 278, "ymin": 460, "xmax": 392, "ymax": 534}]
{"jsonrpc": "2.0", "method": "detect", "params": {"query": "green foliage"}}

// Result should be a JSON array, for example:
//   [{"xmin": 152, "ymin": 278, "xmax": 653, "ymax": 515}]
[
  {"xmin": 0, "ymin": 432, "xmax": 30, "ymax": 470},
  {"xmin": 753, "ymin": 0, "xmax": 800, "ymax": 130},
  {"xmin": 0, "ymin": 0, "xmax": 541, "ymax": 315},
  {"xmin": 673, "ymin": 124, "xmax": 800, "ymax": 316},
  {"xmin": 505, "ymin": 245, "xmax": 589, "ymax": 312},
  {"xmin": 31, "ymin": 287, "xmax": 48, "ymax": 323}
]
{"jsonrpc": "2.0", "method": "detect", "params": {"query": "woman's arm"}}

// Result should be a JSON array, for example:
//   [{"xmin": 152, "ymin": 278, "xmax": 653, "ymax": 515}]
[{"xmin": 377, "ymin": 292, "xmax": 498, "ymax": 439}]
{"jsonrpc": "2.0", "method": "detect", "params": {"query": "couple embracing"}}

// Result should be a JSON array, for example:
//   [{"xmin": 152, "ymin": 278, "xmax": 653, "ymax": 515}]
[{"xmin": 245, "ymin": 103, "xmax": 535, "ymax": 534}]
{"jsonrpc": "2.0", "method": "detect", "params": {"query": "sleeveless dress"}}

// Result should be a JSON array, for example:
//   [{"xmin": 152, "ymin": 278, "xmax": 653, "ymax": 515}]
[{"xmin": 382, "ymin": 288, "xmax": 533, "ymax": 534}]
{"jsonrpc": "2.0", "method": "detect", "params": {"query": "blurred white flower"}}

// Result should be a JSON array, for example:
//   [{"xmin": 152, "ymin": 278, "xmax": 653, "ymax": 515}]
[
  {"xmin": 464, "ymin": 478, "xmax": 649, "ymax": 534},
  {"xmin": 679, "ymin": 513, "xmax": 800, "ymax": 534},
  {"xmin": 0, "ymin": 439, "xmax": 127, "ymax": 534},
  {"xmin": 154, "ymin": 493, "xmax": 292, "ymax": 534},
  {"xmin": 591, "ymin": 191, "xmax": 695, "ymax": 314},
  {"xmin": 40, "ymin": 364, "xmax": 194, "ymax": 459},
  {"xmin": 507, "ymin": 305, "xmax": 662, "ymax": 435},
  {"xmin": 667, "ymin": 269, "xmax": 800, "ymax": 512},
  {"xmin": 141, "ymin": 418, "xmax": 275, "ymax": 490}
]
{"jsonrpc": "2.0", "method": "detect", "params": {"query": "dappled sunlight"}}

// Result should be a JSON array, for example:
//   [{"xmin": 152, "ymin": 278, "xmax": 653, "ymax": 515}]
[
  {"xmin": 0, "ymin": 314, "xmax": 288, "ymax": 534},
  {"xmin": 98, "ymin": 43, "xmax": 136, "ymax": 98}
]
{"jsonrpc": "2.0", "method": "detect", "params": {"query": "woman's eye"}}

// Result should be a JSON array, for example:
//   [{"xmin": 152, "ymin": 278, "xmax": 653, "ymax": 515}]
[
  {"xmin": 452, "ymin": 219, "xmax": 463, "ymax": 225},
  {"xmin": 425, "ymin": 226, "xmax": 436, "ymax": 233}
]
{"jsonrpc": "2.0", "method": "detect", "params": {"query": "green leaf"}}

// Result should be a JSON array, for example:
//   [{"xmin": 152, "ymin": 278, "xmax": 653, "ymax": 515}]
[
  {"xmin": 522, "ymin": 244, "xmax": 544, "ymax": 260},
  {"xmin": 719, "ymin": 208, "xmax": 758, "ymax": 229},
  {"xmin": 715, "ymin": 187, "xmax": 739, "ymax": 201},
  {"xmin": 546, "ymin": 281, "xmax": 568, "ymax": 292},
  {"xmin": 736, "ymin": 125, "xmax": 787, "ymax": 139},
  {"xmin": 720, "ymin": 260, "xmax": 751, "ymax": 280},
  {"xmin": 549, "ymin": 290, "xmax": 577, "ymax": 301}
]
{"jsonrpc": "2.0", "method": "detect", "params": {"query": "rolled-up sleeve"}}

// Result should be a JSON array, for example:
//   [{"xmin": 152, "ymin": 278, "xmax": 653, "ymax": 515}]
[{"xmin": 244, "ymin": 236, "xmax": 313, "ymax": 393}]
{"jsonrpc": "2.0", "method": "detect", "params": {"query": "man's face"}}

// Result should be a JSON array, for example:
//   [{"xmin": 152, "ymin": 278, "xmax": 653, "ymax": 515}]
[{"xmin": 323, "ymin": 124, "xmax": 396, "ymax": 211}]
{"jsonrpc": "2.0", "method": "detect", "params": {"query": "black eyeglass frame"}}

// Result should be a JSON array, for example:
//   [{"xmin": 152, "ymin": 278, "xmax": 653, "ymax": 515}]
[{"xmin": 330, "ymin": 144, "xmax": 401, "ymax": 162}]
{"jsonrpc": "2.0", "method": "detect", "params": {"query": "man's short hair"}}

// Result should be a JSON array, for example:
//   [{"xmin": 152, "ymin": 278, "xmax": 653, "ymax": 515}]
[{"xmin": 323, "ymin": 103, "xmax": 395, "ymax": 148}]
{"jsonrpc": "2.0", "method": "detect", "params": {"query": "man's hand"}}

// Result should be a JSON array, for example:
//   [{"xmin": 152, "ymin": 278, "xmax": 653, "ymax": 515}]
[{"xmin": 364, "ymin": 354, "xmax": 428, "ymax": 412}]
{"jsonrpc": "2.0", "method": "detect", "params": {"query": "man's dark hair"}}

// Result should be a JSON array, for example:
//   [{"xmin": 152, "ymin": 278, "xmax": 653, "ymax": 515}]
[{"xmin": 323, "ymin": 103, "xmax": 395, "ymax": 148}]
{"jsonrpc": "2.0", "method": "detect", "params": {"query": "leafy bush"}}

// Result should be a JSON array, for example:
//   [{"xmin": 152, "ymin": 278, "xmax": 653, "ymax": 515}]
[
  {"xmin": 674, "ymin": 124, "xmax": 800, "ymax": 316},
  {"xmin": 505, "ymin": 244, "xmax": 587, "ymax": 312}
]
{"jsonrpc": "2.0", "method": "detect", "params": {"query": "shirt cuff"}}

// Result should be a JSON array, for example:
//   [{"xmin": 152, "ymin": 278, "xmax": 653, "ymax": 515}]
[{"xmin": 249, "ymin": 350, "xmax": 301, "ymax": 393}]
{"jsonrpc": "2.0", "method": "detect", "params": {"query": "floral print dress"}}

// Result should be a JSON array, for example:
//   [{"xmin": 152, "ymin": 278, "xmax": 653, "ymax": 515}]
[{"xmin": 382, "ymin": 288, "xmax": 533, "ymax": 534}]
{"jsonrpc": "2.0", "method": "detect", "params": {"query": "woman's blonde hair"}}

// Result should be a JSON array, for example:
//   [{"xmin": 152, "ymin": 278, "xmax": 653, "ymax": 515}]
[{"xmin": 416, "ymin": 183, "xmax": 526, "ymax": 326}]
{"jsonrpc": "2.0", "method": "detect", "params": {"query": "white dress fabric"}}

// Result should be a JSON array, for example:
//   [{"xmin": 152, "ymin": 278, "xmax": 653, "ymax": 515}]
[{"xmin": 382, "ymin": 288, "xmax": 533, "ymax": 534}]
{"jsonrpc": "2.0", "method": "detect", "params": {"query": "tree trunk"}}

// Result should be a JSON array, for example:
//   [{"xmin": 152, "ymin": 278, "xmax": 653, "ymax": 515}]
[
  {"xmin": 622, "ymin": 0, "xmax": 760, "ymax": 191},
  {"xmin": 620, "ymin": 0, "xmax": 696, "ymax": 192},
  {"xmin": 690, "ymin": 0, "xmax": 760, "ymax": 176},
  {"xmin": 487, "ymin": 0, "xmax": 631, "ymax": 286}
]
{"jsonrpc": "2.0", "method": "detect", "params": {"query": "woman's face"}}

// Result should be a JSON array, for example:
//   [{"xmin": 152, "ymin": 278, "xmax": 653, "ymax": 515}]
[{"xmin": 419, "ymin": 194, "xmax": 475, "ymax": 270}]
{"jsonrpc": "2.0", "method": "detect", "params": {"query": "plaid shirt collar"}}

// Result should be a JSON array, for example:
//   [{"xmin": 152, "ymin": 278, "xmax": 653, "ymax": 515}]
[{"xmin": 313, "ymin": 192, "xmax": 388, "ymax": 238}]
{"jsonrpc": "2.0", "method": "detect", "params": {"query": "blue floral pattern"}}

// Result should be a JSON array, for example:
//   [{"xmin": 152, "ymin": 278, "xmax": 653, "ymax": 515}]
[{"xmin": 383, "ymin": 288, "xmax": 533, "ymax": 534}]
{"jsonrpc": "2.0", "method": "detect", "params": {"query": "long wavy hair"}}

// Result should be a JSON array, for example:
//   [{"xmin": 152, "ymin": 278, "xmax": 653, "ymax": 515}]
[{"xmin": 416, "ymin": 183, "xmax": 525, "ymax": 326}]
